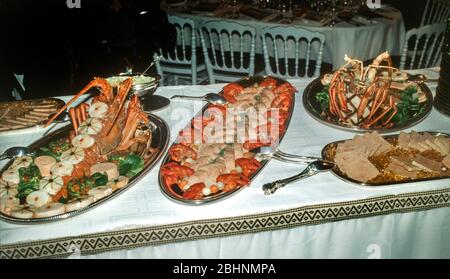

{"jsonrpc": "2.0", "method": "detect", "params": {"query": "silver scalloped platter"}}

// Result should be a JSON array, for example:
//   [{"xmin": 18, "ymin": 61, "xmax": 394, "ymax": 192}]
[
  {"xmin": 321, "ymin": 131, "xmax": 450, "ymax": 188},
  {"xmin": 303, "ymin": 76, "xmax": 434, "ymax": 133},
  {"xmin": 158, "ymin": 76, "xmax": 296, "ymax": 205},
  {"xmin": 0, "ymin": 114, "xmax": 170, "ymax": 224}
]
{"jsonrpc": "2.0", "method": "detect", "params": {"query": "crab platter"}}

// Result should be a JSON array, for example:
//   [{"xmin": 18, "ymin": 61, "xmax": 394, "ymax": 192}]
[{"xmin": 303, "ymin": 52, "xmax": 433, "ymax": 133}]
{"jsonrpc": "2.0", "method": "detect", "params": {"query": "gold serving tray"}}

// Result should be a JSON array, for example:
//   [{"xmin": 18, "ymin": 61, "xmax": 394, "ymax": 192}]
[{"xmin": 321, "ymin": 131, "xmax": 450, "ymax": 187}]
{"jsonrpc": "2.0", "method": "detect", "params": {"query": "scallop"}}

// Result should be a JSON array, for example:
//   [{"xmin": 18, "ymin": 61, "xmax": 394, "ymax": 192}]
[
  {"xmin": 39, "ymin": 175, "xmax": 64, "ymax": 195},
  {"xmin": 78, "ymin": 117, "xmax": 103, "ymax": 135},
  {"xmin": 60, "ymin": 147, "xmax": 85, "ymax": 164},
  {"xmin": 12, "ymin": 156, "xmax": 33, "ymax": 169},
  {"xmin": 50, "ymin": 161, "xmax": 74, "ymax": 177},
  {"xmin": 0, "ymin": 179, "xmax": 18, "ymax": 198},
  {"xmin": 71, "ymin": 134, "xmax": 95, "ymax": 149},
  {"xmin": 10, "ymin": 205, "xmax": 36, "ymax": 219},
  {"xmin": 0, "ymin": 195, "xmax": 20, "ymax": 214},
  {"xmin": 2, "ymin": 168, "xmax": 20, "ymax": 185},
  {"xmin": 88, "ymin": 102, "xmax": 108, "ymax": 118},
  {"xmin": 26, "ymin": 190, "xmax": 52, "ymax": 208}
]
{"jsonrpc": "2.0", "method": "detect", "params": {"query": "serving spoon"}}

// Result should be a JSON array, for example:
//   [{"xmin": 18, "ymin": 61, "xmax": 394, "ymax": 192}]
[
  {"xmin": 262, "ymin": 160, "xmax": 335, "ymax": 195},
  {"xmin": 0, "ymin": 146, "xmax": 34, "ymax": 161},
  {"xmin": 250, "ymin": 146, "xmax": 320, "ymax": 164},
  {"xmin": 171, "ymin": 93, "xmax": 228, "ymax": 105}
]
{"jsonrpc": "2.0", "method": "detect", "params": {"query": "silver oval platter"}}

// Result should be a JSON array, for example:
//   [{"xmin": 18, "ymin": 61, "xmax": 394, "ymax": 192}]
[
  {"xmin": 159, "ymin": 76, "xmax": 297, "ymax": 205},
  {"xmin": 0, "ymin": 114, "xmax": 169, "ymax": 224}
]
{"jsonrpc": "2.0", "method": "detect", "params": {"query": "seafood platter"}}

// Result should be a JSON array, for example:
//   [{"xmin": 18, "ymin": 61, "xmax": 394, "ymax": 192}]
[
  {"xmin": 159, "ymin": 76, "xmax": 297, "ymax": 204},
  {"xmin": 303, "ymin": 52, "xmax": 433, "ymax": 133},
  {"xmin": 0, "ymin": 98, "xmax": 65, "ymax": 134},
  {"xmin": 322, "ymin": 131, "xmax": 450, "ymax": 186},
  {"xmin": 0, "ymin": 78, "xmax": 169, "ymax": 223}
]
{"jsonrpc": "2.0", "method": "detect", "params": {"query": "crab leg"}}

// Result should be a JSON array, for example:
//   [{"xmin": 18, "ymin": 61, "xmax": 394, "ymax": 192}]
[
  {"xmin": 69, "ymin": 108, "xmax": 78, "ymax": 134},
  {"xmin": 357, "ymin": 83, "xmax": 377, "ymax": 119},
  {"xmin": 75, "ymin": 107, "xmax": 82, "ymax": 125},
  {"xmin": 381, "ymin": 96, "xmax": 398, "ymax": 126},
  {"xmin": 80, "ymin": 104, "xmax": 89, "ymax": 121},
  {"xmin": 337, "ymin": 80, "xmax": 349, "ymax": 112},
  {"xmin": 363, "ymin": 96, "xmax": 396, "ymax": 128}
]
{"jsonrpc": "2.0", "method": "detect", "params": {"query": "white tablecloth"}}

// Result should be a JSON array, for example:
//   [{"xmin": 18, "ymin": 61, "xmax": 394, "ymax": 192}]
[
  {"xmin": 1, "ymin": 68, "xmax": 449, "ymax": 259},
  {"xmin": 169, "ymin": 6, "xmax": 406, "ymax": 68}
]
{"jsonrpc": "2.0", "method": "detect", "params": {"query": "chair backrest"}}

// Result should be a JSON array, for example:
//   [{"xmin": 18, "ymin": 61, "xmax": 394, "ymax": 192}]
[
  {"xmin": 400, "ymin": 23, "xmax": 446, "ymax": 70},
  {"xmin": 199, "ymin": 20, "xmax": 256, "ymax": 84},
  {"xmin": 154, "ymin": 15, "xmax": 197, "ymax": 85},
  {"xmin": 261, "ymin": 26, "xmax": 325, "ymax": 79},
  {"xmin": 420, "ymin": 0, "xmax": 450, "ymax": 26}
]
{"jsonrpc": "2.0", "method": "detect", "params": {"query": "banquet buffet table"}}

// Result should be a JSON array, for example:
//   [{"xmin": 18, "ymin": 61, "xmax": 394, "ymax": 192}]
[
  {"xmin": 1, "ymin": 68, "xmax": 450, "ymax": 259},
  {"xmin": 165, "ymin": 5, "xmax": 406, "ymax": 68}
]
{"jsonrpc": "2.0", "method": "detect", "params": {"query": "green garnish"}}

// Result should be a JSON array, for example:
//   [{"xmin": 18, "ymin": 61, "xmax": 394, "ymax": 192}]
[
  {"xmin": 109, "ymin": 153, "xmax": 144, "ymax": 178},
  {"xmin": 91, "ymin": 172, "xmax": 108, "ymax": 186},
  {"xmin": 218, "ymin": 148, "xmax": 226, "ymax": 157},
  {"xmin": 48, "ymin": 138, "xmax": 71, "ymax": 157},
  {"xmin": 17, "ymin": 165, "xmax": 42, "ymax": 200},
  {"xmin": 67, "ymin": 177, "xmax": 95, "ymax": 200},
  {"xmin": 315, "ymin": 86, "xmax": 330, "ymax": 112},
  {"xmin": 392, "ymin": 86, "xmax": 425, "ymax": 124}
]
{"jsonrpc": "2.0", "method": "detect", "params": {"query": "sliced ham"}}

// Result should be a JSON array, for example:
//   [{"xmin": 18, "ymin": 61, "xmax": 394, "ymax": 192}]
[
  {"xmin": 412, "ymin": 154, "xmax": 443, "ymax": 172},
  {"xmin": 435, "ymin": 137, "xmax": 450, "ymax": 155},
  {"xmin": 385, "ymin": 162, "xmax": 418, "ymax": 179},
  {"xmin": 365, "ymin": 131, "xmax": 392, "ymax": 155},
  {"xmin": 408, "ymin": 131, "xmax": 422, "ymax": 151},
  {"xmin": 398, "ymin": 132, "xmax": 410, "ymax": 149},
  {"xmin": 390, "ymin": 156, "xmax": 422, "ymax": 172},
  {"xmin": 334, "ymin": 151, "xmax": 380, "ymax": 183},
  {"xmin": 443, "ymin": 154, "xmax": 450, "ymax": 169},
  {"xmin": 424, "ymin": 139, "xmax": 444, "ymax": 155}
]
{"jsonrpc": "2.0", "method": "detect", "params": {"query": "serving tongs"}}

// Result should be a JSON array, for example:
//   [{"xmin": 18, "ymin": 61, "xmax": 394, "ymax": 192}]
[{"xmin": 262, "ymin": 160, "xmax": 335, "ymax": 195}]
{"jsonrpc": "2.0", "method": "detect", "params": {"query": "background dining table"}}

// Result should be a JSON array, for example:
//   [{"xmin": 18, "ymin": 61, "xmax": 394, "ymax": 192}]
[
  {"xmin": 166, "ymin": 4, "xmax": 406, "ymax": 69},
  {"xmin": 1, "ymin": 68, "xmax": 449, "ymax": 259}
]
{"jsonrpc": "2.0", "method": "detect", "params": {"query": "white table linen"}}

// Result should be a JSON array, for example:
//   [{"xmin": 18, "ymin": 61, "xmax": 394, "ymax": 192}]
[
  {"xmin": 169, "ymin": 7, "xmax": 406, "ymax": 69},
  {"xmin": 0, "ymin": 68, "xmax": 449, "ymax": 258}
]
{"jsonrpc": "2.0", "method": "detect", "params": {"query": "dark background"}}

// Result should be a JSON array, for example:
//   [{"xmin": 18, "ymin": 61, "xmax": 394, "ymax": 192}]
[
  {"xmin": 0, "ymin": 0, "xmax": 175, "ymax": 101},
  {"xmin": 0, "ymin": 0, "xmax": 430, "ymax": 102}
]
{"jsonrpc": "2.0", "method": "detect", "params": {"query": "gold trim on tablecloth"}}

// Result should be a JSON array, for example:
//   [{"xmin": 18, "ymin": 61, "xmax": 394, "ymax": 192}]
[{"xmin": 1, "ymin": 187, "xmax": 450, "ymax": 259}]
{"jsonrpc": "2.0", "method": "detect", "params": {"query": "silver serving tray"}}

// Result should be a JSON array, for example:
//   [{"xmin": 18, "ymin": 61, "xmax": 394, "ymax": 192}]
[
  {"xmin": 158, "ymin": 76, "xmax": 296, "ymax": 205},
  {"xmin": 303, "ymin": 77, "xmax": 434, "ymax": 133},
  {"xmin": 0, "ymin": 98, "xmax": 66, "ymax": 136},
  {"xmin": 0, "ymin": 114, "xmax": 170, "ymax": 224},
  {"xmin": 321, "ymin": 131, "xmax": 450, "ymax": 187}
]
